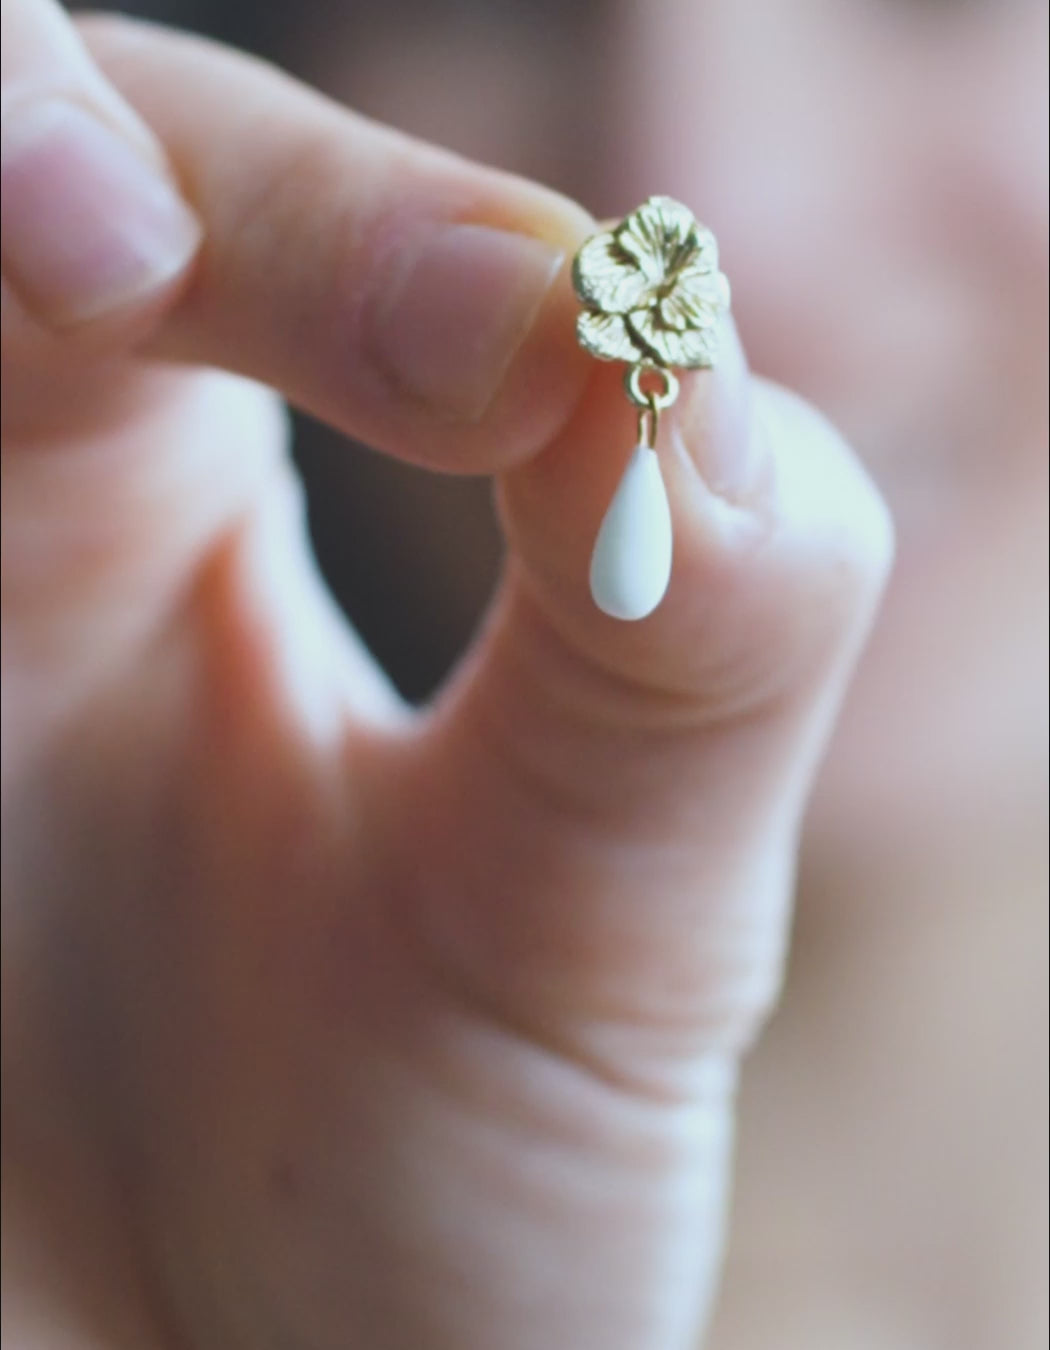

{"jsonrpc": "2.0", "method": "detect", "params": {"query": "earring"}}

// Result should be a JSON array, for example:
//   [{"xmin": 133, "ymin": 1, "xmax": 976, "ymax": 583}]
[{"xmin": 571, "ymin": 196, "xmax": 731, "ymax": 620}]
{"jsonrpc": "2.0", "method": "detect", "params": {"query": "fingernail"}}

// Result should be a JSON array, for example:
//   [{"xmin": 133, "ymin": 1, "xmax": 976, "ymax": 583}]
[
  {"xmin": 369, "ymin": 223, "xmax": 564, "ymax": 420},
  {"xmin": 674, "ymin": 317, "xmax": 771, "ymax": 504},
  {"xmin": 1, "ymin": 99, "xmax": 202, "ymax": 327}
]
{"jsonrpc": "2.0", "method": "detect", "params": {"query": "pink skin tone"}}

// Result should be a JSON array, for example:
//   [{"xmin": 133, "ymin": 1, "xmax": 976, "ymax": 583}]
[
  {"xmin": 279, "ymin": 0, "xmax": 1050, "ymax": 1341},
  {"xmin": 496, "ymin": 3, "xmax": 1041, "ymax": 1343},
  {"xmin": 620, "ymin": 11, "xmax": 1048, "ymax": 1341},
  {"xmin": 2, "ymin": 4, "xmax": 1045, "ymax": 1350}
]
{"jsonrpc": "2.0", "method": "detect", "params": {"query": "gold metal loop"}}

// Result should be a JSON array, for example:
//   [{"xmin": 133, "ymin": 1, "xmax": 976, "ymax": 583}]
[
  {"xmin": 626, "ymin": 362, "xmax": 679, "ymax": 447},
  {"xmin": 624, "ymin": 361, "xmax": 680, "ymax": 413}
]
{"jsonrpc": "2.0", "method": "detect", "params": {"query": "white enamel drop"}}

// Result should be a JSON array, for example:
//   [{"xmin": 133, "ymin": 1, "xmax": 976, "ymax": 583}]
[{"xmin": 589, "ymin": 444, "xmax": 673, "ymax": 621}]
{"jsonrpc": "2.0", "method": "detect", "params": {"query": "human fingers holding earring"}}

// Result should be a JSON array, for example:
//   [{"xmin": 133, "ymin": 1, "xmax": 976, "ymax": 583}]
[{"xmin": 2, "ymin": 9, "xmax": 891, "ymax": 1349}]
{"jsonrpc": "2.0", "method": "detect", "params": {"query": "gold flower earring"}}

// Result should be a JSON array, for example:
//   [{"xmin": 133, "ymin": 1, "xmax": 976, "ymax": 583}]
[{"xmin": 572, "ymin": 196, "xmax": 731, "ymax": 620}]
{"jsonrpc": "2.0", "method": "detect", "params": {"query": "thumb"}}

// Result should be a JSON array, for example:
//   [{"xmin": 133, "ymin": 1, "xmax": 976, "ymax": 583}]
[
  {"xmin": 1, "ymin": 0, "xmax": 201, "ymax": 350},
  {"xmin": 390, "ymin": 319, "xmax": 894, "ymax": 1092}
]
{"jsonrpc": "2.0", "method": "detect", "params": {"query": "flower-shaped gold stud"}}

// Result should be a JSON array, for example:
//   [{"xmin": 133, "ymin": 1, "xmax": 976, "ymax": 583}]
[
  {"xmin": 572, "ymin": 195, "xmax": 730, "ymax": 370},
  {"xmin": 572, "ymin": 197, "xmax": 732, "ymax": 621}
]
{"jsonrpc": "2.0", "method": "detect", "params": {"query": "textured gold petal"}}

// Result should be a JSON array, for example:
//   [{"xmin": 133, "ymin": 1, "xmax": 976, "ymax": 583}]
[
  {"xmin": 627, "ymin": 307, "xmax": 724, "ymax": 369},
  {"xmin": 675, "ymin": 240, "xmax": 728, "ymax": 294},
  {"xmin": 681, "ymin": 225, "xmax": 721, "ymax": 275},
  {"xmin": 576, "ymin": 310, "xmax": 644, "ymax": 362},
  {"xmin": 572, "ymin": 232, "xmax": 651, "ymax": 315},
  {"xmin": 616, "ymin": 197, "xmax": 700, "ymax": 286},
  {"xmin": 660, "ymin": 267, "xmax": 731, "ymax": 330}
]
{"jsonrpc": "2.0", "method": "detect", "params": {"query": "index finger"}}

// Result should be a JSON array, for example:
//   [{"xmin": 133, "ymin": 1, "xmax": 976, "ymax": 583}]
[{"xmin": 80, "ymin": 15, "xmax": 595, "ymax": 473}]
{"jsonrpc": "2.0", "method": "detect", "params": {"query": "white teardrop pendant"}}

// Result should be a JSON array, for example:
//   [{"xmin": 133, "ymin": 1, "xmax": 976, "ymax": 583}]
[{"xmin": 589, "ymin": 444, "xmax": 673, "ymax": 621}]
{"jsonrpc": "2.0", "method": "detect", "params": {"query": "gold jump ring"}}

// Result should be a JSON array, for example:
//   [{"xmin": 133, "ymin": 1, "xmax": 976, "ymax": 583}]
[{"xmin": 624, "ymin": 360, "xmax": 680, "ymax": 413}]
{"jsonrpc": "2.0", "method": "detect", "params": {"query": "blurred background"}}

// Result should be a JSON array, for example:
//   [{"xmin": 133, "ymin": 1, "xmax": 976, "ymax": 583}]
[{"xmin": 71, "ymin": 1, "xmax": 1049, "ymax": 1345}]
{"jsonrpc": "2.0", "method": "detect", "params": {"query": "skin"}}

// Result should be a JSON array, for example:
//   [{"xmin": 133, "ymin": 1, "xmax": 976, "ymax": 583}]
[
  {"xmin": 309, "ymin": 3, "xmax": 1049, "ymax": 1341},
  {"xmin": 0, "ymin": 3, "xmax": 893, "ymax": 1347},
  {"xmin": 629, "ymin": 7, "xmax": 1048, "ymax": 1346},
  {"xmin": 0, "ymin": 5, "xmax": 1041, "ymax": 1350}
]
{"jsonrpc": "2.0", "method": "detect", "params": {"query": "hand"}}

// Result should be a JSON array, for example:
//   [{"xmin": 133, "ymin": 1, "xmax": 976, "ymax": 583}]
[{"xmin": 1, "ymin": 6, "xmax": 893, "ymax": 1348}]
